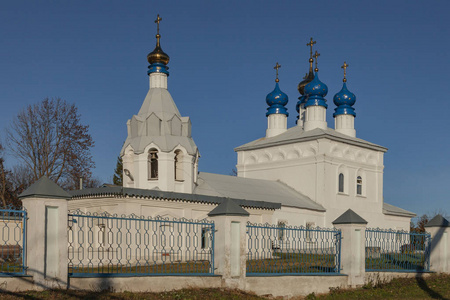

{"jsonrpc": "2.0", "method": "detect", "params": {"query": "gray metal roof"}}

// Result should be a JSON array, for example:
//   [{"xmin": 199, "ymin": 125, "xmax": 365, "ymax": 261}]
[
  {"xmin": 194, "ymin": 172, "xmax": 325, "ymax": 211},
  {"xmin": 425, "ymin": 215, "xmax": 450, "ymax": 227},
  {"xmin": 208, "ymin": 198, "xmax": 250, "ymax": 217},
  {"xmin": 69, "ymin": 185, "xmax": 281, "ymax": 210},
  {"xmin": 138, "ymin": 88, "xmax": 181, "ymax": 120},
  {"xmin": 120, "ymin": 87, "xmax": 198, "ymax": 155},
  {"xmin": 19, "ymin": 176, "xmax": 71, "ymax": 200},
  {"xmin": 383, "ymin": 202, "xmax": 416, "ymax": 217},
  {"xmin": 332, "ymin": 209, "xmax": 368, "ymax": 225},
  {"xmin": 234, "ymin": 126, "xmax": 387, "ymax": 153}
]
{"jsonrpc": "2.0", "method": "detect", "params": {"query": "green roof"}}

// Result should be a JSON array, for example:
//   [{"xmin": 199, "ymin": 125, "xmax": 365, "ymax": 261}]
[{"xmin": 19, "ymin": 176, "xmax": 70, "ymax": 200}]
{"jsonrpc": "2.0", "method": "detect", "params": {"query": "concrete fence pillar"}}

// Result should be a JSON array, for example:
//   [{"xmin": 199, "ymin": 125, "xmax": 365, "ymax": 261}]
[
  {"xmin": 425, "ymin": 215, "xmax": 450, "ymax": 273},
  {"xmin": 19, "ymin": 176, "xmax": 71, "ymax": 290},
  {"xmin": 208, "ymin": 198, "xmax": 249, "ymax": 289},
  {"xmin": 332, "ymin": 209, "xmax": 367, "ymax": 287}
]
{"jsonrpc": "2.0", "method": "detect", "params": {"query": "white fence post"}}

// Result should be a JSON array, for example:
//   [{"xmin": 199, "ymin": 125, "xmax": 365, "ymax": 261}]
[
  {"xmin": 425, "ymin": 215, "xmax": 450, "ymax": 273},
  {"xmin": 208, "ymin": 198, "xmax": 249, "ymax": 289},
  {"xmin": 332, "ymin": 209, "xmax": 367, "ymax": 287},
  {"xmin": 20, "ymin": 176, "xmax": 70, "ymax": 290}
]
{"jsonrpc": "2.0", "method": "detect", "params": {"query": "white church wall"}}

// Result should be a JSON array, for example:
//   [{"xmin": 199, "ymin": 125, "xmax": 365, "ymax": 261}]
[{"xmin": 236, "ymin": 137, "xmax": 399, "ymax": 228}]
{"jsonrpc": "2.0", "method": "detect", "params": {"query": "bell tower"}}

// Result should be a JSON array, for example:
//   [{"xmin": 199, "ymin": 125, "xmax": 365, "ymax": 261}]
[{"xmin": 120, "ymin": 15, "xmax": 199, "ymax": 193}]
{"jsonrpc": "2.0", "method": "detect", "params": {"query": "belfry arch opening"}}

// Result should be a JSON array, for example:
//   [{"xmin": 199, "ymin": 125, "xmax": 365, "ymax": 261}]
[
  {"xmin": 148, "ymin": 149, "xmax": 158, "ymax": 180},
  {"xmin": 174, "ymin": 150, "xmax": 184, "ymax": 181}
]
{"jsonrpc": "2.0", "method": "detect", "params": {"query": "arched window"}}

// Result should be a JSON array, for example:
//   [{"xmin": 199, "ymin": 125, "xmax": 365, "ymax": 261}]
[
  {"xmin": 148, "ymin": 149, "xmax": 158, "ymax": 180},
  {"xmin": 174, "ymin": 150, "xmax": 183, "ymax": 181},
  {"xmin": 338, "ymin": 173, "xmax": 344, "ymax": 193},
  {"xmin": 357, "ymin": 176, "xmax": 363, "ymax": 195}
]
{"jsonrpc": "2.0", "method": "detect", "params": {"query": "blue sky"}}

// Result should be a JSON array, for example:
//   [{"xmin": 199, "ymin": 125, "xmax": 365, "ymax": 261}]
[{"xmin": 1, "ymin": 1, "xmax": 449, "ymax": 218}]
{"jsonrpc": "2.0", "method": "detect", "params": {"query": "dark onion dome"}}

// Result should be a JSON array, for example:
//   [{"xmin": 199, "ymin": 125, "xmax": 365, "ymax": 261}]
[
  {"xmin": 298, "ymin": 68, "xmax": 315, "ymax": 96},
  {"xmin": 147, "ymin": 34, "xmax": 170, "ymax": 65},
  {"xmin": 304, "ymin": 72, "xmax": 328, "ymax": 108},
  {"xmin": 266, "ymin": 82, "xmax": 289, "ymax": 116},
  {"xmin": 333, "ymin": 82, "xmax": 356, "ymax": 117}
]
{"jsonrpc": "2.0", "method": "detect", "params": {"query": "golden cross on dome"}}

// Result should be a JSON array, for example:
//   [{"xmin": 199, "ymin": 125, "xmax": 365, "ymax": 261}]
[
  {"xmin": 155, "ymin": 14, "xmax": 162, "ymax": 35},
  {"xmin": 313, "ymin": 50, "xmax": 320, "ymax": 72},
  {"xmin": 274, "ymin": 62, "xmax": 281, "ymax": 82},
  {"xmin": 306, "ymin": 37, "xmax": 316, "ymax": 59},
  {"xmin": 341, "ymin": 62, "xmax": 349, "ymax": 82}
]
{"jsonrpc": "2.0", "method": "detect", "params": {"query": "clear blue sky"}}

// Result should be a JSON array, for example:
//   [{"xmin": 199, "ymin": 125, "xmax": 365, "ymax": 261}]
[{"xmin": 1, "ymin": 1, "xmax": 449, "ymax": 218}]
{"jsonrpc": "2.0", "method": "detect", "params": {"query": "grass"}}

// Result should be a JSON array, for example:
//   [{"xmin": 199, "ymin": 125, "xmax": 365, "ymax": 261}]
[
  {"xmin": 310, "ymin": 273, "xmax": 450, "ymax": 299},
  {"xmin": 69, "ymin": 260, "xmax": 212, "ymax": 275},
  {"xmin": 247, "ymin": 253, "xmax": 338, "ymax": 274},
  {"xmin": 0, "ymin": 288, "xmax": 264, "ymax": 300},
  {"xmin": 366, "ymin": 252, "xmax": 427, "ymax": 271}
]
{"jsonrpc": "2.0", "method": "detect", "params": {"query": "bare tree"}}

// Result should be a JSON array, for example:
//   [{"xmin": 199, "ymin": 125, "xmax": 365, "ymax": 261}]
[
  {"xmin": 6, "ymin": 98, "xmax": 95, "ymax": 190},
  {"xmin": 0, "ymin": 143, "xmax": 9, "ymax": 207}
]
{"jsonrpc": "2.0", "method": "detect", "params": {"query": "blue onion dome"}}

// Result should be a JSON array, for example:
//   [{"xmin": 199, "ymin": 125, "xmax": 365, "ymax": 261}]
[
  {"xmin": 333, "ymin": 82, "xmax": 356, "ymax": 117},
  {"xmin": 304, "ymin": 72, "xmax": 328, "ymax": 108},
  {"xmin": 266, "ymin": 82, "xmax": 289, "ymax": 116}
]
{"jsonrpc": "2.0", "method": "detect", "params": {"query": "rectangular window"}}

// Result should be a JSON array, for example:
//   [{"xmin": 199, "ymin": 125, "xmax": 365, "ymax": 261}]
[
  {"xmin": 306, "ymin": 222, "xmax": 315, "ymax": 242},
  {"xmin": 201, "ymin": 227, "xmax": 210, "ymax": 249},
  {"xmin": 357, "ymin": 176, "xmax": 363, "ymax": 195},
  {"xmin": 278, "ymin": 221, "xmax": 286, "ymax": 241}
]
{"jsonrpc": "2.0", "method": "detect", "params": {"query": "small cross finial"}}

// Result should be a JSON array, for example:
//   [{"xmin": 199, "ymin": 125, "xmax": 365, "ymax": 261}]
[
  {"xmin": 306, "ymin": 37, "xmax": 316, "ymax": 59},
  {"xmin": 274, "ymin": 62, "xmax": 281, "ymax": 82},
  {"xmin": 155, "ymin": 14, "xmax": 162, "ymax": 35},
  {"xmin": 341, "ymin": 62, "xmax": 349, "ymax": 82},
  {"xmin": 313, "ymin": 50, "xmax": 320, "ymax": 72}
]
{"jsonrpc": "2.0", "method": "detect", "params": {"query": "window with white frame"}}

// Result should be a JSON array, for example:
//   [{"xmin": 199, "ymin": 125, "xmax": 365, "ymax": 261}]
[{"xmin": 356, "ymin": 176, "xmax": 363, "ymax": 195}]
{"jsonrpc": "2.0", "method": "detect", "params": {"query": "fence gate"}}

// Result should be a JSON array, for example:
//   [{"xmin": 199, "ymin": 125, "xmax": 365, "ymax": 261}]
[
  {"xmin": 246, "ymin": 222, "xmax": 341, "ymax": 275},
  {"xmin": 67, "ymin": 210, "xmax": 215, "ymax": 277},
  {"xmin": 0, "ymin": 206, "xmax": 27, "ymax": 275},
  {"xmin": 365, "ymin": 228, "xmax": 431, "ymax": 272}
]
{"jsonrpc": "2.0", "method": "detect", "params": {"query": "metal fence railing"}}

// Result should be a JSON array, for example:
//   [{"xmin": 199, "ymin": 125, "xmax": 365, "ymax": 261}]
[
  {"xmin": 0, "ymin": 205, "xmax": 27, "ymax": 276},
  {"xmin": 246, "ymin": 222, "xmax": 341, "ymax": 276},
  {"xmin": 365, "ymin": 228, "xmax": 431, "ymax": 272},
  {"xmin": 68, "ymin": 210, "xmax": 215, "ymax": 277}
]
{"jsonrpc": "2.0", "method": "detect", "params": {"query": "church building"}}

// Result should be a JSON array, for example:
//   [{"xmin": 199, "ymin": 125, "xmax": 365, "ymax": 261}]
[{"xmin": 69, "ymin": 16, "xmax": 414, "ymax": 231}]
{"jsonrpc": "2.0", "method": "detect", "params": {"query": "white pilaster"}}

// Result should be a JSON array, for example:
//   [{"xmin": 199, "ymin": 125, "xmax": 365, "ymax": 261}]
[
  {"xmin": 304, "ymin": 106, "xmax": 327, "ymax": 131},
  {"xmin": 428, "ymin": 226, "xmax": 450, "ymax": 273},
  {"xmin": 333, "ymin": 223, "xmax": 366, "ymax": 287},
  {"xmin": 22, "ymin": 197, "xmax": 68, "ymax": 289},
  {"xmin": 297, "ymin": 103, "xmax": 306, "ymax": 128},
  {"xmin": 209, "ymin": 215, "xmax": 248, "ymax": 289},
  {"xmin": 335, "ymin": 114, "xmax": 356, "ymax": 137},
  {"xmin": 266, "ymin": 114, "xmax": 287, "ymax": 138}
]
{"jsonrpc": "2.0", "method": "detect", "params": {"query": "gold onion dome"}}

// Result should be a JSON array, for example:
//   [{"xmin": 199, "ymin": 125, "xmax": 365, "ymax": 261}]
[{"xmin": 147, "ymin": 15, "xmax": 170, "ymax": 65}]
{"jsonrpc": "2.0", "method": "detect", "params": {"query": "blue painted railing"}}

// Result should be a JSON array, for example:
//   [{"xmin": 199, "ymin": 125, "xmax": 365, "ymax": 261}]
[
  {"xmin": 365, "ymin": 228, "xmax": 431, "ymax": 272},
  {"xmin": 0, "ymin": 205, "xmax": 27, "ymax": 276},
  {"xmin": 246, "ymin": 222, "xmax": 341, "ymax": 275},
  {"xmin": 68, "ymin": 210, "xmax": 215, "ymax": 277}
]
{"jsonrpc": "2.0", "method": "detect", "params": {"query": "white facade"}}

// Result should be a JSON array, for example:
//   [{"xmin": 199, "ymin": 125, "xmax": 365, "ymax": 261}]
[
  {"xmin": 80, "ymin": 36, "xmax": 413, "ymax": 232},
  {"xmin": 121, "ymin": 70, "xmax": 199, "ymax": 194}
]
